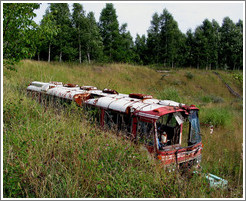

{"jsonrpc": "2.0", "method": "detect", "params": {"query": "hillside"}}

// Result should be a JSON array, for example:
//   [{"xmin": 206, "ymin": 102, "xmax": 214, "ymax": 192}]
[{"xmin": 3, "ymin": 60, "xmax": 243, "ymax": 198}]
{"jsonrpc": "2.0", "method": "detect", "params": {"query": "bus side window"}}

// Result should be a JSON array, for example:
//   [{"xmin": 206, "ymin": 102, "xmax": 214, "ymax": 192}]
[
  {"xmin": 104, "ymin": 110, "xmax": 118, "ymax": 129},
  {"xmin": 137, "ymin": 121, "xmax": 154, "ymax": 146},
  {"xmin": 118, "ymin": 114, "xmax": 132, "ymax": 134},
  {"xmin": 87, "ymin": 105, "xmax": 100, "ymax": 124}
]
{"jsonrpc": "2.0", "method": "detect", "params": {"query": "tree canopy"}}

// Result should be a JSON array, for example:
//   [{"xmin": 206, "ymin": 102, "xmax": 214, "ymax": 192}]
[
  {"xmin": 3, "ymin": 3, "xmax": 40, "ymax": 62},
  {"xmin": 3, "ymin": 3, "xmax": 243, "ymax": 70}
]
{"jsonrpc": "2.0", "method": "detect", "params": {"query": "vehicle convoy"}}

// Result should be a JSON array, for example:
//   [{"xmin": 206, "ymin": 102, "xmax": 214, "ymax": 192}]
[{"xmin": 27, "ymin": 81, "xmax": 203, "ymax": 168}]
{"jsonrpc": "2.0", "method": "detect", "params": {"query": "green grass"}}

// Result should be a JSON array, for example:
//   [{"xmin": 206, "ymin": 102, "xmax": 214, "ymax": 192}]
[
  {"xmin": 156, "ymin": 87, "xmax": 181, "ymax": 102},
  {"xmin": 3, "ymin": 60, "xmax": 243, "ymax": 198},
  {"xmin": 199, "ymin": 107, "xmax": 232, "ymax": 128}
]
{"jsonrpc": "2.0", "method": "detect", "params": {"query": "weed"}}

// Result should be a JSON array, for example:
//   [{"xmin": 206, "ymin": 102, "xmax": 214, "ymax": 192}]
[
  {"xmin": 199, "ymin": 107, "xmax": 232, "ymax": 127},
  {"xmin": 156, "ymin": 87, "xmax": 181, "ymax": 102},
  {"xmin": 201, "ymin": 95, "xmax": 224, "ymax": 104},
  {"xmin": 185, "ymin": 72, "xmax": 194, "ymax": 80},
  {"xmin": 232, "ymin": 73, "xmax": 243, "ymax": 84}
]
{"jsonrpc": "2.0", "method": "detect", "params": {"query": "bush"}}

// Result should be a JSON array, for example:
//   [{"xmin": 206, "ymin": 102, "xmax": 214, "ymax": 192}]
[
  {"xmin": 232, "ymin": 73, "xmax": 243, "ymax": 84},
  {"xmin": 200, "ymin": 107, "xmax": 232, "ymax": 127},
  {"xmin": 185, "ymin": 72, "xmax": 194, "ymax": 80},
  {"xmin": 201, "ymin": 95, "xmax": 224, "ymax": 104}
]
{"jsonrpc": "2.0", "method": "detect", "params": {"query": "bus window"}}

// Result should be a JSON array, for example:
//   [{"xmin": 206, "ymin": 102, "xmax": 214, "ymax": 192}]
[
  {"xmin": 104, "ymin": 110, "xmax": 120, "ymax": 130},
  {"xmin": 188, "ymin": 110, "xmax": 201, "ymax": 145},
  {"xmin": 137, "ymin": 121, "xmax": 154, "ymax": 146},
  {"xmin": 156, "ymin": 113, "xmax": 182, "ymax": 148},
  {"xmin": 118, "ymin": 114, "xmax": 132, "ymax": 134},
  {"xmin": 86, "ymin": 105, "xmax": 100, "ymax": 124}
]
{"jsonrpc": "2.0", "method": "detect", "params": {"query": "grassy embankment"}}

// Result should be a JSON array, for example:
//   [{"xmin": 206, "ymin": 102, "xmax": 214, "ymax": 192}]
[{"xmin": 3, "ymin": 60, "xmax": 243, "ymax": 198}]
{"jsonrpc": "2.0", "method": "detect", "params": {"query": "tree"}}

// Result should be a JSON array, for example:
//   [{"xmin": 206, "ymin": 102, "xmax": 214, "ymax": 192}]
[
  {"xmin": 40, "ymin": 9, "xmax": 59, "ymax": 62},
  {"xmin": 193, "ymin": 26, "xmax": 207, "ymax": 69},
  {"xmin": 219, "ymin": 17, "xmax": 242, "ymax": 70},
  {"xmin": 159, "ymin": 9, "xmax": 182, "ymax": 68},
  {"xmin": 3, "ymin": 3, "xmax": 40, "ymax": 62},
  {"xmin": 235, "ymin": 19, "xmax": 243, "ymax": 70},
  {"xmin": 50, "ymin": 3, "xmax": 73, "ymax": 62},
  {"xmin": 72, "ymin": 3, "xmax": 86, "ymax": 63},
  {"xmin": 115, "ymin": 23, "xmax": 135, "ymax": 63},
  {"xmin": 200, "ymin": 19, "xmax": 213, "ymax": 69},
  {"xmin": 85, "ymin": 12, "xmax": 103, "ymax": 63},
  {"xmin": 211, "ymin": 19, "xmax": 220, "ymax": 69},
  {"xmin": 135, "ymin": 34, "xmax": 148, "ymax": 65},
  {"xmin": 146, "ymin": 12, "xmax": 161, "ymax": 64},
  {"xmin": 184, "ymin": 29, "xmax": 195, "ymax": 67},
  {"xmin": 72, "ymin": 5, "xmax": 103, "ymax": 63},
  {"xmin": 99, "ymin": 3, "xmax": 121, "ymax": 62}
]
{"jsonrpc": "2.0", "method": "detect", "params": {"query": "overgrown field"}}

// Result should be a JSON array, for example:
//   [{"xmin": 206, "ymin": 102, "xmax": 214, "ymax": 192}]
[{"xmin": 3, "ymin": 60, "xmax": 243, "ymax": 198}]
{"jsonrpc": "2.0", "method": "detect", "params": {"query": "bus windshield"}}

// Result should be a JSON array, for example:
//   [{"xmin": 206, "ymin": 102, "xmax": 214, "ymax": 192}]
[{"xmin": 188, "ymin": 110, "xmax": 201, "ymax": 145}]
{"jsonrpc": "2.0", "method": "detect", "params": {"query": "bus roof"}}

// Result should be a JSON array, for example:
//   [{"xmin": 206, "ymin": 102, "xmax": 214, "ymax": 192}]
[{"xmin": 27, "ymin": 81, "xmax": 198, "ymax": 118}]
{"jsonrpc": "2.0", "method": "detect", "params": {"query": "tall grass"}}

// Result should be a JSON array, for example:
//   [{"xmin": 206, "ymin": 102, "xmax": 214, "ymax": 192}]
[
  {"xmin": 199, "ymin": 107, "xmax": 232, "ymax": 128},
  {"xmin": 3, "ymin": 60, "xmax": 243, "ymax": 198},
  {"xmin": 156, "ymin": 87, "xmax": 181, "ymax": 102}
]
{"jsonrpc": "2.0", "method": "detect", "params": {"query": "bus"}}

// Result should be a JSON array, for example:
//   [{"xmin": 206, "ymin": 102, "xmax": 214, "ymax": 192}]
[{"xmin": 27, "ymin": 81, "xmax": 203, "ymax": 169}]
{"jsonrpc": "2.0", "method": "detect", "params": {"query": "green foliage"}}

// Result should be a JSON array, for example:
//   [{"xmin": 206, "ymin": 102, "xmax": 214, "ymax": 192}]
[
  {"xmin": 219, "ymin": 17, "xmax": 243, "ymax": 70},
  {"xmin": 85, "ymin": 12, "xmax": 104, "ymax": 62},
  {"xmin": 99, "ymin": 3, "xmax": 120, "ymax": 62},
  {"xmin": 134, "ymin": 34, "xmax": 148, "ymax": 65},
  {"xmin": 3, "ymin": 3, "xmax": 40, "ymax": 61},
  {"xmin": 159, "ymin": 9, "xmax": 183, "ymax": 68},
  {"xmin": 156, "ymin": 87, "xmax": 181, "ymax": 102},
  {"xmin": 199, "ymin": 107, "xmax": 232, "ymax": 127},
  {"xmin": 50, "ymin": 3, "xmax": 73, "ymax": 62},
  {"xmin": 185, "ymin": 72, "xmax": 194, "ymax": 79},
  {"xmin": 200, "ymin": 95, "xmax": 224, "ymax": 104},
  {"xmin": 40, "ymin": 9, "xmax": 59, "ymax": 62},
  {"xmin": 3, "ymin": 3, "xmax": 243, "ymax": 69},
  {"xmin": 232, "ymin": 73, "xmax": 243, "ymax": 84},
  {"xmin": 146, "ymin": 12, "xmax": 161, "ymax": 64}
]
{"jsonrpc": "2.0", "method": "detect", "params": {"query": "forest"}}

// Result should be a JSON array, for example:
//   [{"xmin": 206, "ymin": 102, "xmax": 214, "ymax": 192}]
[{"xmin": 3, "ymin": 3, "xmax": 243, "ymax": 70}]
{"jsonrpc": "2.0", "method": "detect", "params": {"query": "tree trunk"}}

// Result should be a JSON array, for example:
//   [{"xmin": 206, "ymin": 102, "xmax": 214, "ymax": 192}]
[
  {"xmin": 87, "ymin": 52, "xmax": 90, "ymax": 64},
  {"xmin": 79, "ymin": 43, "xmax": 81, "ymax": 64},
  {"xmin": 197, "ymin": 56, "xmax": 199, "ymax": 69},
  {"xmin": 206, "ymin": 56, "xmax": 208, "ymax": 70},
  {"xmin": 78, "ymin": 26, "xmax": 81, "ymax": 64},
  {"xmin": 48, "ymin": 43, "xmax": 51, "ymax": 63},
  {"xmin": 59, "ymin": 51, "xmax": 62, "ymax": 62},
  {"xmin": 38, "ymin": 52, "xmax": 40, "ymax": 61}
]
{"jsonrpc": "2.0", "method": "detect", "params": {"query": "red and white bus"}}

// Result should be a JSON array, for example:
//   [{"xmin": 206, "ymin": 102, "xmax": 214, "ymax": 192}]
[{"xmin": 27, "ymin": 81, "xmax": 203, "ymax": 168}]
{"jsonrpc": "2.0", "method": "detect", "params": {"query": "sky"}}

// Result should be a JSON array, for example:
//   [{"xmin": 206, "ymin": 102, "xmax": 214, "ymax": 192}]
[{"xmin": 33, "ymin": 1, "xmax": 244, "ymax": 39}]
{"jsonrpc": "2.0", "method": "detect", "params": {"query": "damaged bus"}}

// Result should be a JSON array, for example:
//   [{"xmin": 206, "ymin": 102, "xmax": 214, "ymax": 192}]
[{"xmin": 27, "ymin": 81, "xmax": 203, "ymax": 169}]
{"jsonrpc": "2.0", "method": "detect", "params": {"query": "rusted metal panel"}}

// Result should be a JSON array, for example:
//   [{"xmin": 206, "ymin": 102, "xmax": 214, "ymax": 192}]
[
  {"xmin": 129, "ymin": 93, "xmax": 153, "ymax": 99},
  {"xmin": 64, "ymin": 83, "xmax": 78, "ymax": 87},
  {"xmin": 74, "ymin": 93, "xmax": 91, "ymax": 106},
  {"xmin": 80, "ymin": 86, "xmax": 97, "ymax": 91},
  {"xmin": 49, "ymin": 81, "xmax": 62, "ymax": 85},
  {"xmin": 158, "ymin": 100, "xmax": 185, "ymax": 107},
  {"xmin": 102, "ymin": 88, "xmax": 119, "ymax": 95}
]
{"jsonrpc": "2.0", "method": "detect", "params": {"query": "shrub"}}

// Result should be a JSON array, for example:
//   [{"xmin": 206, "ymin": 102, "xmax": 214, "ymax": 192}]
[
  {"xmin": 201, "ymin": 95, "xmax": 212, "ymax": 103},
  {"xmin": 185, "ymin": 72, "xmax": 194, "ymax": 80},
  {"xmin": 232, "ymin": 73, "xmax": 243, "ymax": 84},
  {"xmin": 201, "ymin": 95, "xmax": 224, "ymax": 104}
]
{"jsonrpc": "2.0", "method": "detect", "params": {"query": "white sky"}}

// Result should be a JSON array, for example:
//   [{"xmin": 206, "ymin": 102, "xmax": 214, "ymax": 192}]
[{"xmin": 33, "ymin": 1, "xmax": 244, "ymax": 39}]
